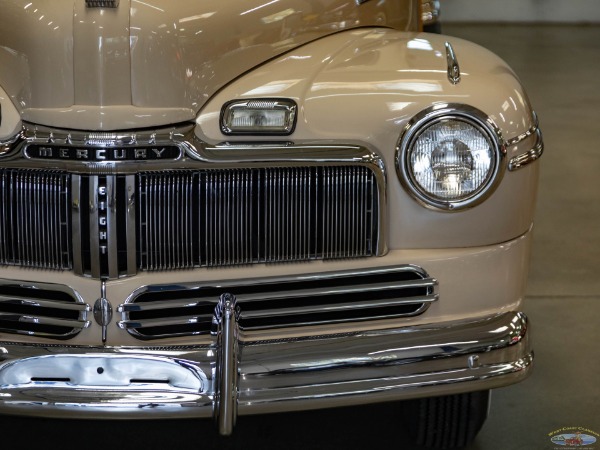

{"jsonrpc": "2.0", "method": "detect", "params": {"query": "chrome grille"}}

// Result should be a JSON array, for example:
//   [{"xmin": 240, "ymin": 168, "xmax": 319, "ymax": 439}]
[
  {"xmin": 0, "ymin": 163, "xmax": 382, "ymax": 276},
  {"xmin": 0, "ymin": 281, "xmax": 89, "ymax": 339},
  {"xmin": 0, "ymin": 169, "xmax": 72, "ymax": 269},
  {"xmin": 138, "ymin": 166, "xmax": 379, "ymax": 270},
  {"xmin": 119, "ymin": 266, "xmax": 438, "ymax": 340}
]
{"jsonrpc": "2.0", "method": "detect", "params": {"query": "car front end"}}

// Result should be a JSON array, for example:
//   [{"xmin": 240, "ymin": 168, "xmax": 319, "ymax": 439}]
[{"xmin": 0, "ymin": 0, "xmax": 541, "ymax": 444}]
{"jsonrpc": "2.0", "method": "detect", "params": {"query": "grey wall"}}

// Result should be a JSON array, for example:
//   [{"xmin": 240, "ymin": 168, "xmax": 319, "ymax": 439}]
[{"xmin": 442, "ymin": 0, "xmax": 600, "ymax": 23}]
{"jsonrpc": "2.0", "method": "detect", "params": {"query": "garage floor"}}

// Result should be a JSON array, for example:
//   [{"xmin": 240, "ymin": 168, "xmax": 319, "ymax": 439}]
[
  {"xmin": 444, "ymin": 23, "xmax": 600, "ymax": 450},
  {"xmin": 1, "ymin": 25, "xmax": 599, "ymax": 450}
]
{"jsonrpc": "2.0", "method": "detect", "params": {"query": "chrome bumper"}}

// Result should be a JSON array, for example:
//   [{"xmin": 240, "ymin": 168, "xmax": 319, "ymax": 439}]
[{"xmin": 0, "ymin": 311, "xmax": 532, "ymax": 434}]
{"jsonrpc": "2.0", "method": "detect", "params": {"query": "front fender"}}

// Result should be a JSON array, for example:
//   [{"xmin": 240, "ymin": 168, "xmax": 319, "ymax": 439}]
[{"xmin": 196, "ymin": 28, "xmax": 541, "ymax": 250}]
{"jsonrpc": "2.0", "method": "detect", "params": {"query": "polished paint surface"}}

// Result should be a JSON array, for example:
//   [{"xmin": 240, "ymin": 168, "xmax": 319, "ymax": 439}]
[{"xmin": 0, "ymin": 0, "xmax": 418, "ymax": 129}]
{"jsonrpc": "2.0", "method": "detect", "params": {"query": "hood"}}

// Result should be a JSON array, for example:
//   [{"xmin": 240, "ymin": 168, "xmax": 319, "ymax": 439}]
[{"xmin": 0, "ymin": 0, "xmax": 417, "ymax": 130}]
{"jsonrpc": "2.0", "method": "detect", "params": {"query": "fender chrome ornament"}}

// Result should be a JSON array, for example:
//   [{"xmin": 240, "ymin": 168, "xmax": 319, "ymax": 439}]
[
  {"xmin": 86, "ymin": 0, "xmax": 120, "ymax": 7},
  {"xmin": 445, "ymin": 42, "xmax": 461, "ymax": 85}
]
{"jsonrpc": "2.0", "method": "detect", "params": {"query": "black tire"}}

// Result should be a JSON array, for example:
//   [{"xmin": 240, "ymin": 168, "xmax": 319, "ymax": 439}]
[{"xmin": 403, "ymin": 390, "xmax": 490, "ymax": 449}]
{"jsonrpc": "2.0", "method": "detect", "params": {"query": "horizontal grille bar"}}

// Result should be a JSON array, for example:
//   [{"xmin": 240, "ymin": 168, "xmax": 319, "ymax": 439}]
[
  {"xmin": 119, "ymin": 266, "xmax": 438, "ymax": 340},
  {"xmin": 138, "ymin": 167, "xmax": 379, "ymax": 270},
  {"xmin": 0, "ymin": 283, "xmax": 89, "ymax": 339},
  {"xmin": 0, "ymin": 169, "xmax": 72, "ymax": 269}
]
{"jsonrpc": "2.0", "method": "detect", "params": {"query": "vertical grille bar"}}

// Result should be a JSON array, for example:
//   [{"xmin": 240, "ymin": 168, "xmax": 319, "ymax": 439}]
[
  {"xmin": 139, "ymin": 172, "xmax": 195, "ymax": 270},
  {"xmin": 138, "ymin": 166, "xmax": 379, "ymax": 270},
  {"xmin": 0, "ymin": 171, "xmax": 7, "ymax": 263},
  {"xmin": 0, "ymin": 169, "xmax": 71, "ymax": 269},
  {"xmin": 205, "ymin": 170, "xmax": 254, "ymax": 267},
  {"xmin": 263, "ymin": 167, "xmax": 315, "ymax": 262},
  {"xmin": 321, "ymin": 166, "xmax": 376, "ymax": 259},
  {"xmin": 106, "ymin": 176, "xmax": 119, "ymax": 279},
  {"xmin": 125, "ymin": 175, "xmax": 137, "ymax": 276}
]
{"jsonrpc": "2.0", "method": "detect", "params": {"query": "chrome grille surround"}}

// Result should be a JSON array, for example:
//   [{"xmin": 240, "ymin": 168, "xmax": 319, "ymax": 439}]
[
  {"xmin": 0, "ymin": 123, "xmax": 387, "ymax": 279},
  {"xmin": 0, "ymin": 279, "xmax": 90, "ymax": 339},
  {"xmin": 118, "ymin": 266, "xmax": 438, "ymax": 340}
]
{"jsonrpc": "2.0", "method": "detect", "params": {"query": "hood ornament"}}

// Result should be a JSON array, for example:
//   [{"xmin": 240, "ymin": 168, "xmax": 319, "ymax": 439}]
[{"xmin": 86, "ymin": 0, "xmax": 120, "ymax": 7}]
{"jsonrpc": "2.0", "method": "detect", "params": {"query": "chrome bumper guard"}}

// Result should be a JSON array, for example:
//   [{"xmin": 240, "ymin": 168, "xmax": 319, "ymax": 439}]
[{"xmin": 0, "ymin": 307, "xmax": 532, "ymax": 435}]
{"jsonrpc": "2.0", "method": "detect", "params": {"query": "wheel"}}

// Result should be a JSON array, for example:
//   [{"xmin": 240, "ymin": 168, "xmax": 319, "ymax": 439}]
[{"xmin": 403, "ymin": 390, "xmax": 490, "ymax": 449}]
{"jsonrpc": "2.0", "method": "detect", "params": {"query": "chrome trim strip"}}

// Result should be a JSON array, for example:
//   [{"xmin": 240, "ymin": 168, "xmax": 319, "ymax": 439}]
[
  {"xmin": 0, "ymin": 312, "xmax": 532, "ymax": 421},
  {"xmin": 71, "ymin": 175, "xmax": 83, "ymax": 274},
  {"xmin": 0, "ymin": 313, "xmax": 88, "ymax": 329},
  {"xmin": 120, "ymin": 300, "xmax": 211, "ymax": 312},
  {"xmin": 445, "ymin": 42, "xmax": 461, "ymax": 85},
  {"xmin": 508, "ymin": 131, "xmax": 544, "ymax": 171},
  {"xmin": 240, "ymin": 294, "xmax": 438, "ymax": 319},
  {"xmin": 123, "ymin": 265, "xmax": 433, "ymax": 304},
  {"xmin": 228, "ymin": 278, "xmax": 436, "ymax": 303},
  {"xmin": 505, "ymin": 112, "xmax": 540, "ymax": 147},
  {"xmin": 119, "ymin": 316, "xmax": 213, "ymax": 330},
  {"xmin": 125, "ymin": 175, "xmax": 137, "ymax": 276},
  {"xmin": 0, "ymin": 296, "xmax": 88, "ymax": 311},
  {"xmin": 8, "ymin": 123, "xmax": 385, "ymax": 173},
  {"xmin": 0, "ymin": 279, "xmax": 86, "ymax": 303},
  {"xmin": 106, "ymin": 177, "xmax": 119, "ymax": 279}
]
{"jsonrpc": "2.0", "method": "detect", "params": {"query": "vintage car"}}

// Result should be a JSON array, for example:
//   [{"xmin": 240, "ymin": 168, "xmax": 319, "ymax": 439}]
[{"xmin": 0, "ymin": 0, "xmax": 542, "ymax": 447}]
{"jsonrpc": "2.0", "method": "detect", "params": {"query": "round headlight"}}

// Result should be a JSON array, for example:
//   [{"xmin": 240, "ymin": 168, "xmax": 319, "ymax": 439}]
[{"xmin": 397, "ymin": 106, "xmax": 505, "ymax": 210}]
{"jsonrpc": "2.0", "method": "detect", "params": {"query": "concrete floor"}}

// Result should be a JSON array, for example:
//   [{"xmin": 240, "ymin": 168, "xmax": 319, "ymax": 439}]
[
  {"xmin": 2, "ymin": 25, "xmax": 598, "ymax": 450},
  {"xmin": 444, "ymin": 24, "xmax": 600, "ymax": 450}
]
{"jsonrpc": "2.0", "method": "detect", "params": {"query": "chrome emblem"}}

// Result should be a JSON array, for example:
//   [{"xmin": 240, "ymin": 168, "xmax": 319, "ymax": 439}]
[
  {"xmin": 86, "ymin": 0, "xmax": 120, "ymax": 7},
  {"xmin": 25, "ymin": 145, "xmax": 180, "ymax": 161},
  {"xmin": 94, "ymin": 284, "xmax": 113, "ymax": 344}
]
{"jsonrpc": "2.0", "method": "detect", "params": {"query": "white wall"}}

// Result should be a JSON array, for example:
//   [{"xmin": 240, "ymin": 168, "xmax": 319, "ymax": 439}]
[{"xmin": 442, "ymin": 0, "xmax": 600, "ymax": 23}]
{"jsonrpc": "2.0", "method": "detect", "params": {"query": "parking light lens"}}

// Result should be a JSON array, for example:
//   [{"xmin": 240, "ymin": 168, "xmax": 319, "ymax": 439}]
[{"xmin": 221, "ymin": 99, "xmax": 297, "ymax": 135}]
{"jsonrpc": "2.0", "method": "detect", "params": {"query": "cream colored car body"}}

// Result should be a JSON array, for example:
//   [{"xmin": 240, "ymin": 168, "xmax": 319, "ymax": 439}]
[{"xmin": 0, "ymin": 0, "xmax": 540, "ymax": 438}]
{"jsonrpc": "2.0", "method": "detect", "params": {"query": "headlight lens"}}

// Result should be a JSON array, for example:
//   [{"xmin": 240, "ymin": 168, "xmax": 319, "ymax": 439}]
[
  {"xmin": 221, "ymin": 99, "xmax": 297, "ymax": 135},
  {"xmin": 398, "ymin": 106, "xmax": 504, "ymax": 210}
]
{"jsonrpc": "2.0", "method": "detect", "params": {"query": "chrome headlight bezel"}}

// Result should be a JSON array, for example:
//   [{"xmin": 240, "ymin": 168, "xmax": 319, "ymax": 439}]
[
  {"xmin": 396, "ymin": 104, "xmax": 506, "ymax": 211},
  {"xmin": 220, "ymin": 98, "xmax": 297, "ymax": 136}
]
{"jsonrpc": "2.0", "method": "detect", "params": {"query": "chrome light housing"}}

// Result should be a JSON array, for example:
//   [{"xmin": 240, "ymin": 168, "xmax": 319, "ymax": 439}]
[
  {"xmin": 397, "ymin": 105, "xmax": 505, "ymax": 211},
  {"xmin": 220, "ymin": 99, "xmax": 297, "ymax": 135}
]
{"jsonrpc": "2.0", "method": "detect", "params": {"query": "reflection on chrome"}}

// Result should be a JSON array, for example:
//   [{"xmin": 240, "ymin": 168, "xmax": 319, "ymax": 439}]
[{"xmin": 0, "ymin": 311, "xmax": 532, "ymax": 429}]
